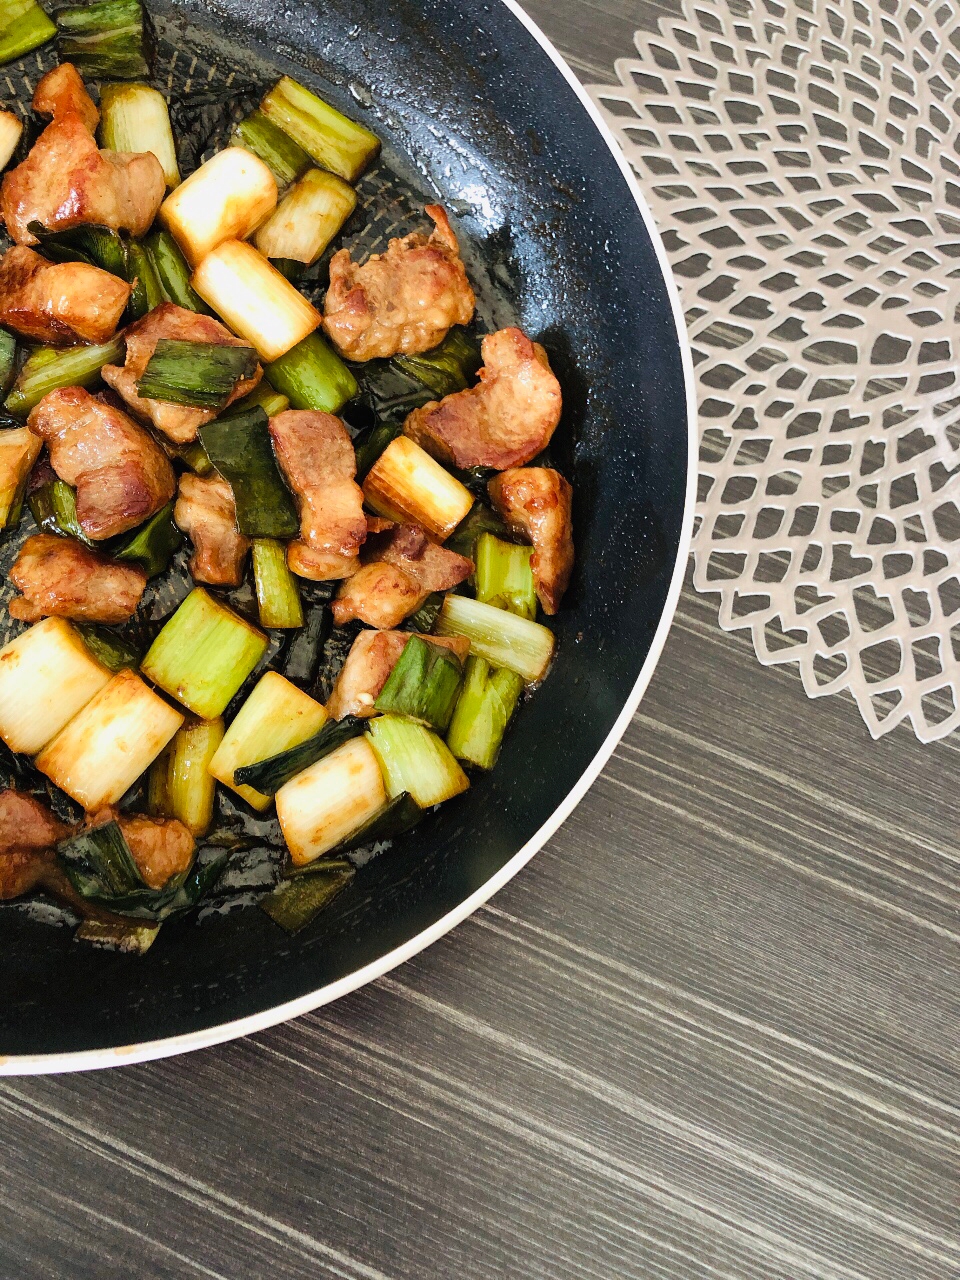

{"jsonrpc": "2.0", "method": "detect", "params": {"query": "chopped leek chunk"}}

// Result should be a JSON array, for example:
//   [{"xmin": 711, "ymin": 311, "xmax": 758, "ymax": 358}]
[
  {"xmin": 137, "ymin": 338, "xmax": 258, "ymax": 410},
  {"xmin": 253, "ymin": 538, "xmax": 304, "ymax": 629},
  {"xmin": 260, "ymin": 858, "xmax": 354, "ymax": 933},
  {"xmin": 198, "ymin": 406, "xmax": 300, "ymax": 539},
  {"xmin": 146, "ymin": 230, "xmax": 208, "ymax": 313},
  {"xmin": 0, "ymin": 110, "xmax": 23, "ymax": 170},
  {"xmin": 0, "ymin": 425, "xmax": 41, "ymax": 530},
  {"xmin": 260, "ymin": 75, "xmax": 380, "ymax": 183},
  {"xmin": 55, "ymin": 0, "xmax": 149, "ymax": 79},
  {"xmin": 126, "ymin": 239, "xmax": 164, "ymax": 320},
  {"xmin": 4, "ymin": 337, "xmax": 124, "ymax": 417},
  {"xmin": 231, "ymin": 110, "xmax": 311, "ymax": 188},
  {"xmin": 255, "ymin": 168, "xmax": 357, "ymax": 265},
  {"xmin": 394, "ymin": 328, "xmax": 481, "ymax": 399},
  {"xmin": 363, "ymin": 435, "xmax": 473, "ymax": 540},
  {"xmin": 160, "ymin": 148, "xmax": 277, "ymax": 267},
  {"xmin": 265, "ymin": 330, "xmax": 357, "ymax": 414},
  {"xmin": 276, "ymin": 735, "xmax": 387, "ymax": 864},
  {"xmin": 374, "ymin": 635, "xmax": 464, "ymax": 732},
  {"xmin": 434, "ymin": 593, "xmax": 555, "ymax": 683},
  {"xmin": 475, "ymin": 532, "xmax": 537, "ymax": 619},
  {"xmin": 367, "ymin": 715, "xmax": 468, "ymax": 809},
  {"xmin": 100, "ymin": 82, "xmax": 179, "ymax": 187},
  {"xmin": 0, "ymin": 0, "xmax": 55, "ymax": 66},
  {"xmin": 153, "ymin": 716, "xmax": 224, "ymax": 835},
  {"xmin": 231, "ymin": 715, "xmax": 364, "ymax": 799},
  {"xmin": 446, "ymin": 656, "xmax": 524, "ymax": 770}
]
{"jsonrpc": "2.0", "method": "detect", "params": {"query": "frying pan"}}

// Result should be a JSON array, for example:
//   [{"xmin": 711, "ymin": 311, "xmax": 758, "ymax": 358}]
[{"xmin": 0, "ymin": 0, "xmax": 695, "ymax": 1072}]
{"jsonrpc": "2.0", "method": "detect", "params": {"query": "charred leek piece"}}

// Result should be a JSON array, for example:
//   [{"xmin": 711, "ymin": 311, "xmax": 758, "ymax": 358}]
[
  {"xmin": 57, "ymin": 819, "xmax": 147, "ymax": 899},
  {"xmin": 374, "ymin": 635, "xmax": 463, "ymax": 733},
  {"xmin": 28, "ymin": 222, "xmax": 127, "ymax": 279},
  {"xmin": 353, "ymin": 420, "xmax": 402, "ymax": 481},
  {"xmin": 75, "ymin": 917, "xmax": 160, "ymax": 953},
  {"xmin": 198, "ymin": 406, "xmax": 300, "ymax": 539},
  {"xmin": 367, "ymin": 715, "xmax": 468, "ymax": 809},
  {"xmin": 0, "ymin": 0, "xmax": 55, "ymax": 66},
  {"xmin": 434, "ymin": 594, "xmax": 555, "ymax": 684},
  {"xmin": 126, "ymin": 239, "xmax": 163, "ymax": 320},
  {"xmin": 115, "ymin": 501, "xmax": 182, "ymax": 578},
  {"xmin": 146, "ymin": 230, "xmax": 207, "ymax": 313},
  {"xmin": 255, "ymin": 168, "xmax": 357, "ymax": 265},
  {"xmin": 232, "ymin": 714, "xmax": 365, "ymax": 798},
  {"xmin": 100, "ymin": 82, "xmax": 179, "ymax": 187},
  {"xmin": 137, "ymin": 339, "xmax": 258, "ymax": 410},
  {"xmin": 5, "ymin": 336, "xmax": 124, "ymax": 417},
  {"xmin": 0, "ymin": 425, "xmax": 41, "ymax": 530},
  {"xmin": 209, "ymin": 671, "xmax": 327, "ymax": 811},
  {"xmin": 253, "ymin": 538, "xmax": 304, "ymax": 629},
  {"xmin": 231, "ymin": 110, "xmax": 311, "ymax": 189},
  {"xmin": 276, "ymin": 736, "xmax": 386, "ymax": 864},
  {"xmin": 324, "ymin": 791, "xmax": 422, "ymax": 858},
  {"xmin": 28, "ymin": 479, "xmax": 91, "ymax": 545},
  {"xmin": 160, "ymin": 150, "xmax": 278, "ymax": 269},
  {"xmin": 394, "ymin": 328, "xmax": 481, "ymax": 399},
  {"xmin": 475, "ymin": 532, "xmax": 536, "ymax": 620},
  {"xmin": 260, "ymin": 75, "xmax": 380, "ymax": 183},
  {"xmin": 141, "ymin": 587, "xmax": 268, "ymax": 719},
  {"xmin": 260, "ymin": 858, "xmax": 354, "ymax": 933},
  {"xmin": 281, "ymin": 604, "xmax": 329, "ymax": 690},
  {"xmin": 265, "ymin": 331, "xmax": 357, "ymax": 414},
  {"xmin": 161, "ymin": 716, "xmax": 224, "ymax": 836},
  {"xmin": 444, "ymin": 501, "xmax": 509, "ymax": 560},
  {"xmin": 74, "ymin": 623, "xmax": 142, "ymax": 673},
  {"xmin": 446, "ymin": 655, "xmax": 523, "ymax": 770},
  {"xmin": 363, "ymin": 436, "xmax": 473, "ymax": 540},
  {"xmin": 55, "ymin": 0, "xmax": 149, "ymax": 79},
  {"xmin": 0, "ymin": 329, "xmax": 16, "ymax": 398}
]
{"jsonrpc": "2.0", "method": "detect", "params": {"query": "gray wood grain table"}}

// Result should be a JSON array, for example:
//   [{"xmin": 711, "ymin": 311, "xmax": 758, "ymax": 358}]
[{"xmin": 3, "ymin": 4, "xmax": 958, "ymax": 1277}]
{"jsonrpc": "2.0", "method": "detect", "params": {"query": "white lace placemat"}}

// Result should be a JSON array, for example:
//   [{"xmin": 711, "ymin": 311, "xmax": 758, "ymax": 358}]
[{"xmin": 588, "ymin": 0, "xmax": 960, "ymax": 741}]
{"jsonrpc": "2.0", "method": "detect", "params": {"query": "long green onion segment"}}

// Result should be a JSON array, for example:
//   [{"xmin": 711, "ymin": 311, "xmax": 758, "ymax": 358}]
[
  {"xmin": 0, "ymin": 0, "xmax": 55, "ymax": 66},
  {"xmin": 0, "ymin": 329, "xmax": 15, "ymax": 398},
  {"xmin": 325, "ymin": 791, "xmax": 422, "ymax": 859},
  {"xmin": 374, "ymin": 635, "xmax": 464, "ymax": 733},
  {"xmin": 57, "ymin": 820, "xmax": 147, "ymax": 899},
  {"xmin": 265, "ymin": 331, "xmax": 358, "ymax": 414},
  {"xmin": 446, "ymin": 655, "xmax": 524, "ymax": 770},
  {"xmin": 363, "ymin": 436, "xmax": 474, "ymax": 541},
  {"xmin": 177, "ymin": 439, "xmax": 214, "ymax": 477},
  {"xmin": 28, "ymin": 478, "xmax": 92, "ymax": 544},
  {"xmin": 75, "ymin": 917, "xmax": 160, "ymax": 954},
  {"xmin": 474, "ymin": 532, "xmax": 536, "ymax": 620},
  {"xmin": 260, "ymin": 75, "xmax": 380, "ymax": 183},
  {"xmin": 137, "ymin": 338, "xmax": 258, "ymax": 410},
  {"xmin": 232, "ymin": 714, "xmax": 365, "ymax": 798},
  {"xmin": 208, "ymin": 671, "xmax": 328, "ymax": 811},
  {"xmin": 253, "ymin": 538, "xmax": 304, "ymax": 630},
  {"xmin": 0, "ymin": 426, "xmax": 40, "ymax": 531},
  {"xmin": 141, "ymin": 587, "xmax": 268, "ymax": 719},
  {"xmin": 27, "ymin": 221, "xmax": 128, "ymax": 279},
  {"xmin": 218, "ymin": 378, "xmax": 289, "ymax": 423},
  {"xmin": 260, "ymin": 858, "xmax": 354, "ymax": 934},
  {"xmin": 367, "ymin": 714, "xmax": 469, "ymax": 809},
  {"xmin": 126, "ymin": 239, "xmax": 164, "ymax": 321},
  {"xmin": 434, "ymin": 594, "xmax": 555, "ymax": 684},
  {"xmin": 55, "ymin": 0, "xmax": 149, "ymax": 79},
  {"xmin": 231, "ymin": 110, "xmax": 311, "ymax": 189},
  {"xmin": 5, "ymin": 336, "xmax": 124, "ymax": 417},
  {"xmin": 255, "ymin": 168, "xmax": 357, "ymax": 266},
  {"xmin": 74, "ymin": 623, "xmax": 142, "ymax": 673},
  {"xmin": 115, "ymin": 501, "xmax": 183, "ymax": 578},
  {"xmin": 153, "ymin": 716, "xmax": 224, "ymax": 836},
  {"xmin": 100, "ymin": 82, "xmax": 179, "ymax": 187},
  {"xmin": 0, "ymin": 108, "xmax": 22, "ymax": 169},
  {"xmin": 394, "ymin": 328, "xmax": 481, "ymax": 399},
  {"xmin": 145, "ymin": 230, "xmax": 207, "ymax": 312},
  {"xmin": 444, "ymin": 501, "xmax": 509, "ymax": 561},
  {"xmin": 198, "ymin": 406, "xmax": 300, "ymax": 539},
  {"xmin": 353, "ymin": 420, "xmax": 402, "ymax": 481}
]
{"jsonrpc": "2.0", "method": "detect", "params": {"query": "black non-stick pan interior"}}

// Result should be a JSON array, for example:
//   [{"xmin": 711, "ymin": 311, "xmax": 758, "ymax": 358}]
[{"xmin": 0, "ymin": 0, "xmax": 689, "ymax": 1061}]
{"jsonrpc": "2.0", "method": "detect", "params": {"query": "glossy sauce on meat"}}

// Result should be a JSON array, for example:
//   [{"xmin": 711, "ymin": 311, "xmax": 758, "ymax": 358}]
[
  {"xmin": 32, "ymin": 63, "xmax": 99, "ymax": 132},
  {"xmin": 0, "ymin": 245, "xmax": 130, "ymax": 344},
  {"xmin": 331, "ymin": 523, "xmax": 472, "ymax": 629},
  {"xmin": 174, "ymin": 473, "xmax": 250, "ymax": 586},
  {"xmin": 9, "ymin": 533, "xmax": 147, "ymax": 623}
]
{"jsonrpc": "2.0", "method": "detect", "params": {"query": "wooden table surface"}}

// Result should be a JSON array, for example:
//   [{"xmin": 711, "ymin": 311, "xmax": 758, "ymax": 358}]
[{"xmin": 4, "ymin": 4, "xmax": 958, "ymax": 1277}]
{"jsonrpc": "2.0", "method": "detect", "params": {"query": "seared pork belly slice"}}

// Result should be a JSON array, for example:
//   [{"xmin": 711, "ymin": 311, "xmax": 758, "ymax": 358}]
[
  {"xmin": 28, "ymin": 387, "xmax": 176, "ymax": 540},
  {"xmin": 32, "ymin": 63, "xmax": 99, "ymax": 132},
  {"xmin": 323, "ymin": 204, "xmax": 475, "ymax": 361},
  {"xmin": 286, "ymin": 542, "xmax": 359, "ymax": 582},
  {"xmin": 1, "ymin": 112, "xmax": 165, "ymax": 246},
  {"xmin": 376, "ymin": 522, "xmax": 473, "ymax": 592},
  {"xmin": 9, "ymin": 533, "xmax": 147, "ymax": 623},
  {"xmin": 404, "ymin": 327, "xmax": 562, "ymax": 470},
  {"xmin": 102, "ymin": 303, "xmax": 264, "ymax": 444},
  {"xmin": 86, "ymin": 807, "xmax": 195, "ymax": 891},
  {"xmin": 174, "ymin": 473, "xmax": 250, "ymax": 587},
  {"xmin": 0, "ymin": 245, "xmax": 130, "ymax": 344},
  {"xmin": 0, "ymin": 789, "xmax": 68, "ymax": 901},
  {"xmin": 488, "ymin": 467, "xmax": 573, "ymax": 615},
  {"xmin": 269, "ymin": 409, "xmax": 366, "ymax": 557},
  {"xmin": 330, "ymin": 562, "xmax": 428, "ymax": 630},
  {"xmin": 326, "ymin": 628, "xmax": 470, "ymax": 720}
]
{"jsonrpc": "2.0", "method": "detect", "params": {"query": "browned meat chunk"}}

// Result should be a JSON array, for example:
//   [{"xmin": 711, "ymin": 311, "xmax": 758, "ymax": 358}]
[
  {"xmin": 404, "ymin": 327, "xmax": 562, "ymax": 470},
  {"xmin": 102, "ymin": 303, "xmax": 263, "ymax": 444},
  {"xmin": 331, "ymin": 563, "xmax": 428, "ymax": 630},
  {"xmin": 174, "ymin": 473, "xmax": 250, "ymax": 586},
  {"xmin": 269, "ymin": 409, "xmax": 366, "ymax": 578},
  {"xmin": 0, "ymin": 790, "xmax": 68, "ymax": 900},
  {"xmin": 376, "ymin": 523, "xmax": 473, "ymax": 592},
  {"xmin": 0, "ymin": 245, "xmax": 130, "ymax": 344},
  {"xmin": 32, "ymin": 63, "xmax": 99, "ymax": 132},
  {"xmin": 87, "ymin": 807, "xmax": 195, "ymax": 891},
  {"xmin": 327, "ymin": 628, "xmax": 470, "ymax": 720},
  {"xmin": 1, "ymin": 113, "xmax": 165, "ymax": 246},
  {"xmin": 9, "ymin": 533, "xmax": 147, "ymax": 624},
  {"xmin": 323, "ymin": 205, "xmax": 475, "ymax": 361},
  {"xmin": 488, "ymin": 467, "xmax": 573, "ymax": 615},
  {"xmin": 28, "ymin": 387, "xmax": 176, "ymax": 540}
]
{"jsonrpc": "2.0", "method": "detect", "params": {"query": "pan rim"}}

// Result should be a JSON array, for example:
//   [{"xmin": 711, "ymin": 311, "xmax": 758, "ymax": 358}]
[{"xmin": 0, "ymin": 0, "xmax": 698, "ymax": 1076}]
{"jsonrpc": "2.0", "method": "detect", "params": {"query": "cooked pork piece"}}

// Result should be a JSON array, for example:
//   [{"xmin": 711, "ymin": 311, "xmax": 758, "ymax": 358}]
[
  {"xmin": 9, "ymin": 533, "xmax": 147, "ymax": 624},
  {"xmin": 286, "ymin": 541, "xmax": 360, "ymax": 582},
  {"xmin": 326, "ymin": 628, "xmax": 470, "ymax": 720},
  {"xmin": 269, "ymin": 409, "xmax": 366, "ymax": 558},
  {"xmin": 86, "ymin": 807, "xmax": 195, "ymax": 891},
  {"xmin": 28, "ymin": 387, "xmax": 176, "ymax": 540},
  {"xmin": 0, "ymin": 245, "xmax": 130, "ymax": 344},
  {"xmin": 323, "ymin": 204, "xmax": 475, "ymax": 361},
  {"xmin": 376, "ymin": 522, "xmax": 473, "ymax": 592},
  {"xmin": 32, "ymin": 63, "xmax": 99, "ymax": 132},
  {"xmin": 365, "ymin": 515, "xmax": 395, "ymax": 535},
  {"xmin": 174, "ymin": 473, "xmax": 250, "ymax": 586},
  {"xmin": 330, "ymin": 562, "xmax": 429, "ymax": 630},
  {"xmin": 0, "ymin": 790, "xmax": 68, "ymax": 900},
  {"xmin": 1, "ymin": 113, "xmax": 165, "ymax": 246},
  {"xmin": 102, "ymin": 303, "xmax": 263, "ymax": 444},
  {"xmin": 488, "ymin": 467, "xmax": 573, "ymax": 615},
  {"xmin": 403, "ymin": 327, "xmax": 562, "ymax": 470}
]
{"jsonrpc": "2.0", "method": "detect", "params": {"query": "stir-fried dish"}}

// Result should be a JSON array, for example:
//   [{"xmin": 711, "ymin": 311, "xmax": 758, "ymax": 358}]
[{"xmin": 0, "ymin": 1, "xmax": 574, "ymax": 953}]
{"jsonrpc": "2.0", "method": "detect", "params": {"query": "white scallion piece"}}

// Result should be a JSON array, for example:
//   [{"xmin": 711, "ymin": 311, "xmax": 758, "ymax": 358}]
[
  {"xmin": 159, "ymin": 147, "xmax": 278, "ymax": 267},
  {"xmin": 276, "ymin": 736, "xmax": 387, "ymax": 864}
]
